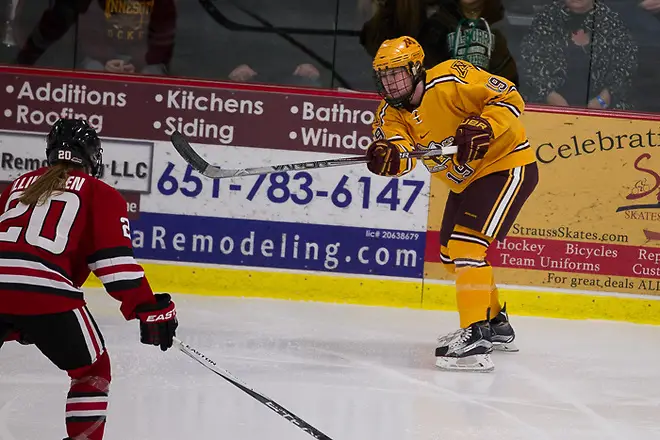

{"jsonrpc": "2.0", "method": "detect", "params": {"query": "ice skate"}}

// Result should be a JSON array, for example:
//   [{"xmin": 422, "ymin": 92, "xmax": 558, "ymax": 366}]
[
  {"xmin": 487, "ymin": 303, "xmax": 519, "ymax": 352},
  {"xmin": 435, "ymin": 321, "xmax": 494, "ymax": 372}
]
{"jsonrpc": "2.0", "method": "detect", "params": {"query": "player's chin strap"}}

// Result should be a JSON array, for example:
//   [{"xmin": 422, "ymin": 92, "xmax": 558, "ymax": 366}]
[{"xmin": 172, "ymin": 337, "xmax": 336, "ymax": 440}]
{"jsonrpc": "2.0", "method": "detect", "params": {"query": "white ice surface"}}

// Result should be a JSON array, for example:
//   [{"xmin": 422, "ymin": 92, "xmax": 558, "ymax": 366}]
[{"xmin": 1, "ymin": 291, "xmax": 660, "ymax": 440}]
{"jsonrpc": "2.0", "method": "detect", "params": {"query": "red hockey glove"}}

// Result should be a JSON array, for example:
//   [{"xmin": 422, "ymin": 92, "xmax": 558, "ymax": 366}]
[
  {"xmin": 135, "ymin": 293, "xmax": 178, "ymax": 352},
  {"xmin": 366, "ymin": 139, "xmax": 401, "ymax": 176},
  {"xmin": 455, "ymin": 116, "xmax": 494, "ymax": 165}
]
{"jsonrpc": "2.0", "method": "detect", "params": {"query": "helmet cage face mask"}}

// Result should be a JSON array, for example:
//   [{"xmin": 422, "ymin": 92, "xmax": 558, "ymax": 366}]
[
  {"xmin": 86, "ymin": 144, "xmax": 103, "ymax": 178},
  {"xmin": 374, "ymin": 61, "xmax": 424, "ymax": 109}
]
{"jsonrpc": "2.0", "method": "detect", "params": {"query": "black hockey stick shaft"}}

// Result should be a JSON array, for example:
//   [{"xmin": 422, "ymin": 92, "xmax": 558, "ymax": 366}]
[
  {"xmin": 169, "ymin": 130, "xmax": 457, "ymax": 179},
  {"xmin": 217, "ymin": 0, "xmax": 359, "ymax": 36},
  {"xmin": 198, "ymin": 0, "xmax": 352, "ymax": 88},
  {"xmin": 173, "ymin": 337, "xmax": 335, "ymax": 440}
]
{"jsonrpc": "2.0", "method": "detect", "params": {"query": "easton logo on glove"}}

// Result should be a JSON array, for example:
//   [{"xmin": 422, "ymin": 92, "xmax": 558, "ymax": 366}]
[
  {"xmin": 145, "ymin": 310, "xmax": 177, "ymax": 322},
  {"xmin": 455, "ymin": 116, "xmax": 493, "ymax": 165},
  {"xmin": 135, "ymin": 293, "xmax": 178, "ymax": 351}
]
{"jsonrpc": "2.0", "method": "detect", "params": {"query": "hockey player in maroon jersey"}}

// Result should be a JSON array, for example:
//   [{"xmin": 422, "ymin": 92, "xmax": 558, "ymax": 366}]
[{"xmin": 0, "ymin": 118, "xmax": 178, "ymax": 440}]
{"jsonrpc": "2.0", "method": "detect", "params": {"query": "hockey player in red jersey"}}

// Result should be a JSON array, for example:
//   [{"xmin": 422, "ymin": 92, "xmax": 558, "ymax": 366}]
[{"xmin": 0, "ymin": 118, "xmax": 178, "ymax": 440}]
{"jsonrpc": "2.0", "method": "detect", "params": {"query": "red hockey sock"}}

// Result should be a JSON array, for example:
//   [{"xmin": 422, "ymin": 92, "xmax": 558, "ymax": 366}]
[{"xmin": 65, "ymin": 351, "xmax": 111, "ymax": 440}]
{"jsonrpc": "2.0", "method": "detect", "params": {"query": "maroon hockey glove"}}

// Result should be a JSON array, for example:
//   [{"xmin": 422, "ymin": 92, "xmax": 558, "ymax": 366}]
[
  {"xmin": 366, "ymin": 139, "xmax": 401, "ymax": 176},
  {"xmin": 455, "ymin": 116, "xmax": 494, "ymax": 165},
  {"xmin": 135, "ymin": 293, "xmax": 178, "ymax": 352}
]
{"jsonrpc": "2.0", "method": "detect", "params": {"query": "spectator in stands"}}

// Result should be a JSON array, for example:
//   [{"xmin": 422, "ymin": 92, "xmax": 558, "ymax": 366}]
[
  {"xmin": 217, "ymin": 0, "xmax": 325, "ymax": 88},
  {"xmin": 228, "ymin": 62, "xmax": 321, "ymax": 87},
  {"xmin": 640, "ymin": 0, "xmax": 660, "ymax": 14},
  {"xmin": 359, "ymin": 0, "xmax": 518, "ymax": 84},
  {"xmin": 519, "ymin": 0, "xmax": 637, "ymax": 110},
  {"xmin": 15, "ymin": 0, "xmax": 176, "ymax": 75}
]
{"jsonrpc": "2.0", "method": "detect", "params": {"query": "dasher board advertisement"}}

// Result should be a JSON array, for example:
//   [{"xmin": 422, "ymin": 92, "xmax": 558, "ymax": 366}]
[
  {"xmin": 425, "ymin": 110, "xmax": 660, "ymax": 295},
  {"xmin": 0, "ymin": 67, "xmax": 430, "ymax": 280}
]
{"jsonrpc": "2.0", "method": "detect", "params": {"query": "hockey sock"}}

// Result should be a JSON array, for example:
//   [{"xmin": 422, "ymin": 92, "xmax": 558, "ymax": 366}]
[
  {"xmin": 65, "ymin": 351, "xmax": 111, "ymax": 440},
  {"xmin": 448, "ymin": 226, "xmax": 495, "ymax": 328},
  {"xmin": 490, "ymin": 287, "xmax": 502, "ymax": 318}
]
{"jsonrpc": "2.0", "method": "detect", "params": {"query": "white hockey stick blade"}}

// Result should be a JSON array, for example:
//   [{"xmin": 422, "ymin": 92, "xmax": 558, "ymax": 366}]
[
  {"xmin": 172, "ymin": 337, "xmax": 335, "ymax": 440},
  {"xmin": 170, "ymin": 130, "xmax": 457, "ymax": 179}
]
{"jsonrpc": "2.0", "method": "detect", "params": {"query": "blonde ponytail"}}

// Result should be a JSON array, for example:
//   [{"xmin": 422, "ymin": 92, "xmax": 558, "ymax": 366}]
[{"xmin": 18, "ymin": 163, "xmax": 72, "ymax": 206}]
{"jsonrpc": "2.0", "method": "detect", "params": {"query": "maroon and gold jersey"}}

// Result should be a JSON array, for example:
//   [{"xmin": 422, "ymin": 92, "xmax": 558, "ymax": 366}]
[
  {"xmin": 0, "ymin": 167, "xmax": 155, "ymax": 318},
  {"xmin": 372, "ymin": 59, "xmax": 535, "ymax": 193}
]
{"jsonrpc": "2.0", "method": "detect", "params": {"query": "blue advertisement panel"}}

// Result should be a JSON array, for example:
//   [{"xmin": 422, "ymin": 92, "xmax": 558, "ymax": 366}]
[{"xmin": 131, "ymin": 212, "xmax": 425, "ymax": 278}]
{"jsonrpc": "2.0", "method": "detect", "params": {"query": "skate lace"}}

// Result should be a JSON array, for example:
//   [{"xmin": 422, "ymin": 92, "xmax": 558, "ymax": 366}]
[
  {"xmin": 437, "ymin": 327, "xmax": 472, "ymax": 347},
  {"xmin": 454, "ymin": 327, "xmax": 472, "ymax": 347}
]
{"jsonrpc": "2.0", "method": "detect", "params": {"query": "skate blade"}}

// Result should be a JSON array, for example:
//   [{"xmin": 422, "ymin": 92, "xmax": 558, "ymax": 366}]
[
  {"xmin": 435, "ymin": 354, "xmax": 494, "ymax": 372},
  {"xmin": 493, "ymin": 341, "xmax": 519, "ymax": 352}
]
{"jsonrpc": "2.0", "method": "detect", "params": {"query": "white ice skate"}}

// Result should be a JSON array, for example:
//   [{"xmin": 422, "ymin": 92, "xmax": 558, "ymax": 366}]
[{"xmin": 435, "ymin": 323, "xmax": 494, "ymax": 372}]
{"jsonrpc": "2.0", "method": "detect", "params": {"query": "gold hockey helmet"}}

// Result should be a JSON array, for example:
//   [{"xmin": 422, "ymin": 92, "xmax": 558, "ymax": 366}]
[{"xmin": 372, "ymin": 36, "xmax": 426, "ymax": 109}]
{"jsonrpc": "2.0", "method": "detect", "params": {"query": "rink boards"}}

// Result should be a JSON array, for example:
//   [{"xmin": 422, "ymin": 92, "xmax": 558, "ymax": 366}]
[{"xmin": 0, "ymin": 65, "xmax": 659, "ymax": 324}]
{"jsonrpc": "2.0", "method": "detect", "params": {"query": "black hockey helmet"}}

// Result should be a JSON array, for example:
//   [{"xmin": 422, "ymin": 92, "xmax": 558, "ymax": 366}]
[{"xmin": 46, "ymin": 119, "xmax": 103, "ymax": 178}]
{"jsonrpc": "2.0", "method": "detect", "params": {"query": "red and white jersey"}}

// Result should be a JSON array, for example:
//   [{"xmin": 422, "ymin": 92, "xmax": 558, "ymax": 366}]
[{"xmin": 0, "ymin": 167, "xmax": 156, "ymax": 318}]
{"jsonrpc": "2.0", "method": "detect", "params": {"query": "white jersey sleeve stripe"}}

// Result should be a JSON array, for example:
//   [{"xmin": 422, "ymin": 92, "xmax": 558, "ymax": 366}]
[
  {"xmin": 97, "ymin": 271, "xmax": 144, "ymax": 284},
  {"xmin": 88, "ymin": 256, "xmax": 139, "ymax": 271}
]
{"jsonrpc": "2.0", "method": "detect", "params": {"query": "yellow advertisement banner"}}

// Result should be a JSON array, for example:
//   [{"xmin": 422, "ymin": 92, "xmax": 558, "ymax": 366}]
[{"xmin": 424, "ymin": 109, "xmax": 660, "ymax": 295}]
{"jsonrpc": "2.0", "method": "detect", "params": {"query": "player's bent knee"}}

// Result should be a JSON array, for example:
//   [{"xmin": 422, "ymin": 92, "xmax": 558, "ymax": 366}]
[
  {"xmin": 68, "ymin": 350, "xmax": 111, "ymax": 394},
  {"xmin": 440, "ymin": 245, "xmax": 456, "ymax": 274},
  {"xmin": 447, "ymin": 228, "xmax": 491, "ymax": 268}
]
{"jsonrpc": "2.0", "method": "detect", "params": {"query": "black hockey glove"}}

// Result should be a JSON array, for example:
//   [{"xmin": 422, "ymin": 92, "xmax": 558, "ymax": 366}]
[{"xmin": 135, "ymin": 293, "xmax": 178, "ymax": 352}]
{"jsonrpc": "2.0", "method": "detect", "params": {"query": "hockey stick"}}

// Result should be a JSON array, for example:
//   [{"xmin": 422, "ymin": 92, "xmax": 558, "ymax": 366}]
[
  {"xmin": 173, "ymin": 337, "xmax": 335, "ymax": 440},
  {"xmin": 202, "ymin": 0, "xmax": 359, "ymax": 36},
  {"xmin": 170, "ymin": 130, "xmax": 458, "ymax": 179},
  {"xmin": 198, "ymin": 0, "xmax": 353, "ymax": 88}
]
